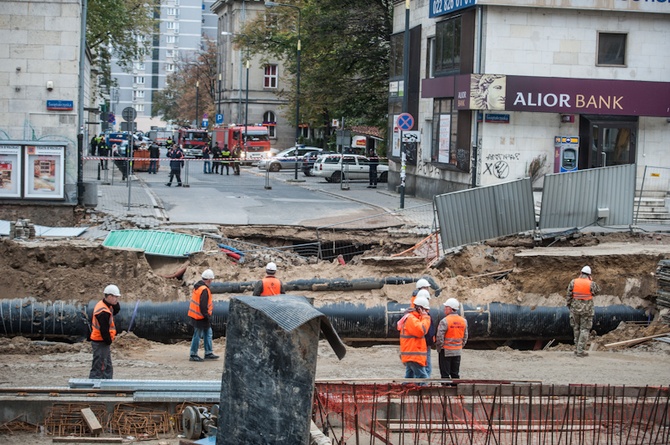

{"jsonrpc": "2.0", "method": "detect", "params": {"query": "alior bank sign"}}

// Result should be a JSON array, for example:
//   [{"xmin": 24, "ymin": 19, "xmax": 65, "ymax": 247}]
[{"xmin": 450, "ymin": 74, "xmax": 670, "ymax": 117}]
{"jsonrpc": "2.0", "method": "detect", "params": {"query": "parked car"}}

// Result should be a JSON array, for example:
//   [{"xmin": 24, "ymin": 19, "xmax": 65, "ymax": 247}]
[
  {"xmin": 312, "ymin": 154, "xmax": 388, "ymax": 183},
  {"xmin": 258, "ymin": 146, "xmax": 321, "ymax": 172},
  {"xmin": 302, "ymin": 150, "xmax": 335, "ymax": 176}
]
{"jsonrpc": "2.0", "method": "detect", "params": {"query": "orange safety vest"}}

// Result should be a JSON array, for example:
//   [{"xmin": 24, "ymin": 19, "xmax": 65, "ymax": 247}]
[
  {"xmin": 398, "ymin": 311, "xmax": 430, "ymax": 366},
  {"xmin": 90, "ymin": 300, "xmax": 116, "ymax": 342},
  {"xmin": 442, "ymin": 314, "xmax": 467, "ymax": 350},
  {"xmin": 260, "ymin": 276, "xmax": 282, "ymax": 296},
  {"xmin": 188, "ymin": 285, "xmax": 213, "ymax": 320},
  {"xmin": 572, "ymin": 277, "xmax": 593, "ymax": 300}
]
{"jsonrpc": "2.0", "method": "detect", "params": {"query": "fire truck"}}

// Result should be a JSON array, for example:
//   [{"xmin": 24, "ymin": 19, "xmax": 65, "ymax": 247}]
[
  {"xmin": 210, "ymin": 125, "xmax": 271, "ymax": 164},
  {"xmin": 177, "ymin": 128, "xmax": 210, "ymax": 158}
]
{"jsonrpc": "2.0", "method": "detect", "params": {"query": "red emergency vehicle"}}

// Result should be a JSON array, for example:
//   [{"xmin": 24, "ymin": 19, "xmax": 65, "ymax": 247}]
[
  {"xmin": 177, "ymin": 128, "xmax": 210, "ymax": 158},
  {"xmin": 210, "ymin": 125, "xmax": 271, "ymax": 164}
]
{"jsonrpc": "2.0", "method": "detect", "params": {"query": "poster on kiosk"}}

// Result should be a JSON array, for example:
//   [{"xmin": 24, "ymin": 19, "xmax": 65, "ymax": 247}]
[
  {"xmin": 554, "ymin": 136, "xmax": 579, "ymax": 173},
  {"xmin": 0, "ymin": 145, "xmax": 22, "ymax": 198},
  {"xmin": 24, "ymin": 145, "xmax": 65, "ymax": 199}
]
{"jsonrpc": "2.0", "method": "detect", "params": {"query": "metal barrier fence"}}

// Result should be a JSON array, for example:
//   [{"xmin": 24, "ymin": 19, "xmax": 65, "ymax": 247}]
[
  {"xmin": 313, "ymin": 382, "xmax": 670, "ymax": 445},
  {"xmin": 315, "ymin": 204, "xmax": 436, "ymax": 261}
]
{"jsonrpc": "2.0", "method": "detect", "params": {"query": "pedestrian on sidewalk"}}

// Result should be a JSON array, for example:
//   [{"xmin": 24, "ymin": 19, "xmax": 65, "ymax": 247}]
[
  {"xmin": 187, "ymin": 269, "xmax": 219, "ymax": 362},
  {"xmin": 367, "ymin": 149, "xmax": 379, "ymax": 188},
  {"xmin": 436, "ymin": 298, "xmax": 468, "ymax": 380},
  {"xmin": 566, "ymin": 266, "xmax": 600, "ymax": 357},
  {"xmin": 148, "ymin": 142, "xmax": 160, "ymax": 174},
  {"xmin": 212, "ymin": 142, "xmax": 222, "ymax": 174},
  {"xmin": 166, "ymin": 144, "xmax": 184, "ymax": 187},
  {"xmin": 202, "ymin": 145, "xmax": 212, "ymax": 174},
  {"xmin": 89, "ymin": 284, "xmax": 122, "ymax": 379}
]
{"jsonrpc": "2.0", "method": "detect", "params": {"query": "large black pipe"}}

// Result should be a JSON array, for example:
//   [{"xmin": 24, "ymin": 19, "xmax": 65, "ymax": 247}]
[
  {"xmin": 0, "ymin": 298, "xmax": 647, "ymax": 343},
  {"xmin": 210, "ymin": 276, "xmax": 442, "ymax": 297}
]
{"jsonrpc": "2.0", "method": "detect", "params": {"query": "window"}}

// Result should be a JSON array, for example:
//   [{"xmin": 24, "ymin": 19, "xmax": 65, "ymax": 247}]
[
  {"xmin": 597, "ymin": 32, "xmax": 626, "ymax": 66},
  {"xmin": 299, "ymin": 126, "xmax": 309, "ymax": 140},
  {"xmin": 426, "ymin": 37, "xmax": 436, "ymax": 79},
  {"xmin": 166, "ymin": 49, "xmax": 174, "ymax": 58},
  {"xmin": 264, "ymin": 65, "xmax": 278, "ymax": 89},
  {"xmin": 167, "ymin": 22, "xmax": 176, "ymax": 30},
  {"xmin": 134, "ymin": 62, "xmax": 145, "ymax": 71},
  {"xmin": 434, "ymin": 16, "xmax": 462, "ymax": 76},
  {"xmin": 167, "ymin": 8, "xmax": 176, "ymax": 15},
  {"xmin": 135, "ymin": 104, "xmax": 145, "ymax": 112},
  {"xmin": 431, "ymin": 99, "xmax": 459, "ymax": 166},
  {"xmin": 389, "ymin": 33, "xmax": 404, "ymax": 79},
  {"xmin": 134, "ymin": 76, "xmax": 145, "ymax": 84},
  {"xmin": 263, "ymin": 111, "xmax": 276, "ymax": 138},
  {"xmin": 166, "ymin": 63, "xmax": 174, "ymax": 72},
  {"xmin": 133, "ymin": 90, "xmax": 145, "ymax": 99},
  {"xmin": 166, "ymin": 35, "xmax": 176, "ymax": 44}
]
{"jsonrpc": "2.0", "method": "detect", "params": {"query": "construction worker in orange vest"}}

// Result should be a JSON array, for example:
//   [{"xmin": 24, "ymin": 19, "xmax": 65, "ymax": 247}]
[
  {"xmin": 566, "ymin": 265, "xmax": 600, "ymax": 357},
  {"xmin": 89, "ymin": 284, "xmax": 121, "ymax": 379},
  {"xmin": 436, "ymin": 298, "xmax": 468, "ymax": 380},
  {"xmin": 397, "ymin": 295, "xmax": 432, "ymax": 379},
  {"xmin": 253, "ymin": 262, "xmax": 284, "ymax": 296},
  {"xmin": 188, "ymin": 269, "xmax": 219, "ymax": 362}
]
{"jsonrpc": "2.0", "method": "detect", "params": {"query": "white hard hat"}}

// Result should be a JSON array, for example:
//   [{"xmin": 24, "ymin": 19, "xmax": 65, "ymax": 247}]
[
  {"xmin": 416, "ymin": 278, "xmax": 430, "ymax": 289},
  {"xmin": 202, "ymin": 269, "xmax": 215, "ymax": 280},
  {"xmin": 103, "ymin": 284, "xmax": 121, "ymax": 297},
  {"xmin": 266, "ymin": 262, "xmax": 277, "ymax": 273},
  {"xmin": 581, "ymin": 265, "xmax": 592, "ymax": 275},
  {"xmin": 444, "ymin": 298, "xmax": 460, "ymax": 310},
  {"xmin": 416, "ymin": 289, "xmax": 431, "ymax": 300},
  {"xmin": 413, "ymin": 296, "xmax": 431, "ymax": 310}
]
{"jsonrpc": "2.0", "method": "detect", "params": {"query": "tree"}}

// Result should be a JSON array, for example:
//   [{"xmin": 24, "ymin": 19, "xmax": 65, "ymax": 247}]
[
  {"xmin": 239, "ymin": 0, "xmax": 392, "ymax": 132},
  {"xmin": 86, "ymin": 0, "xmax": 157, "ymax": 93},
  {"xmin": 152, "ymin": 40, "xmax": 218, "ymax": 126}
]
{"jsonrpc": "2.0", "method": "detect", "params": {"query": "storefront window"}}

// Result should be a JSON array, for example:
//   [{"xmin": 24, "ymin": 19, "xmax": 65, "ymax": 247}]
[
  {"xmin": 434, "ymin": 16, "xmax": 461, "ymax": 76},
  {"xmin": 432, "ymin": 99, "xmax": 458, "ymax": 166}
]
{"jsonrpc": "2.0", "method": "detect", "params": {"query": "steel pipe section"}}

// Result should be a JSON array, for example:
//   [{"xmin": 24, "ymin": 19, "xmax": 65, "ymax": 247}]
[{"xmin": 0, "ymin": 298, "xmax": 647, "ymax": 342}]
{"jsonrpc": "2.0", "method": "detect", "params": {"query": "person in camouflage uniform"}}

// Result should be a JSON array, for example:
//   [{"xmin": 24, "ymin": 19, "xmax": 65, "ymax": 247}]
[{"xmin": 566, "ymin": 265, "xmax": 601, "ymax": 357}]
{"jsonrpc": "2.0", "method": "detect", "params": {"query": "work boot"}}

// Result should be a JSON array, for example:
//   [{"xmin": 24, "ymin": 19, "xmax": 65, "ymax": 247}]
[
  {"xmin": 204, "ymin": 353, "xmax": 219, "ymax": 360},
  {"xmin": 176, "ymin": 183, "xmax": 183, "ymax": 187},
  {"xmin": 189, "ymin": 355, "xmax": 204, "ymax": 362},
  {"xmin": 165, "ymin": 183, "xmax": 171, "ymax": 186}
]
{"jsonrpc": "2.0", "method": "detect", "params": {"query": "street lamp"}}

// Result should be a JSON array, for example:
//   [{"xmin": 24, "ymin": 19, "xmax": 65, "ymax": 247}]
[
  {"xmin": 244, "ymin": 58, "xmax": 250, "ymax": 162},
  {"xmin": 195, "ymin": 81, "xmax": 200, "ymax": 128},
  {"xmin": 265, "ymin": 1, "xmax": 301, "ymax": 180}
]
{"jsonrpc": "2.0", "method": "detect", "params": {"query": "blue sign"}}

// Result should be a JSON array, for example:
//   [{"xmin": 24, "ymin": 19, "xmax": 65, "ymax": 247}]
[
  {"xmin": 430, "ymin": 0, "xmax": 477, "ymax": 18},
  {"xmin": 484, "ymin": 113, "xmax": 510, "ymax": 124},
  {"xmin": 397, "ymin": 113, "xmax": 414, "ymax": 131},
  {"xmin": 46, "ymin": 100, "xmax": 74, "ymax": 111},
  {"xmin": 215, "ymin": 113, "xmax": 223, "ymax": 124},
  {"xmin": 202, "ymin": 119, "xmax": 209, "ymax": 128}
]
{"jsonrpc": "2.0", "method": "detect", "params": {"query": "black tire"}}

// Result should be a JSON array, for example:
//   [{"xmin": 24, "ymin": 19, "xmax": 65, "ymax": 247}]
[
  {"xmin": 379, "ymin": 171, "xmax": 388, "ymax": 183},
  {"xmin": 325, "ymin": 177, "xmax": 332, "ymax": 183},
  {"xmin": 269, "ymin": 163, "xmax": 281, "ymax": 172},
  {"xmin": 331, "ymin": 171, "xmax": 342, "ymax": 183}
]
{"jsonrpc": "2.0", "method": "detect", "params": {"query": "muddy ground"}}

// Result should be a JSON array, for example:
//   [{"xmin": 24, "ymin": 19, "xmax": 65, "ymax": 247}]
[{"xmin": 0, "ymin": 227, "xmax": 669, "ymax": 444}]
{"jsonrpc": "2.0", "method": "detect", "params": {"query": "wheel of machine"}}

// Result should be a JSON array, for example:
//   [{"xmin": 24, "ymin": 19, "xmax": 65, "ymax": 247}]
[
  {"xmin": 379, "ymin": 171, "xmax": 388, "ymax": 183},
  {"xmin": 269, "ymin": 162, "xmax": 281, "ymax": 172},
  {"xmin": 182, "ymin": 406, "xmax": 203, "ymax": 440},
  {"xmin": 331, "ymin": 171, "xmax": 342, "ymax": 183}
]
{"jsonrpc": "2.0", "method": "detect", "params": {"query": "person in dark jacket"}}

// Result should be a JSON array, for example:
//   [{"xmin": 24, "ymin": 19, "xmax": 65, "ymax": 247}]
[
  {"xmin": 148, "ymin": 143, "xmax": 160, "ymax": 174},
  {"xmin": 212, "ymin": 142, "xmax": 222, "ymax": 174},
  {"xmin": 166, "ymin": 145, "xmax": 184, "ymax": 186},
  {"xmin": 187, "ymin": 269, "xmax": 219, "ymax": 361},
  {"xmin": 89, "ymin": 284, "xmax": 122, "ymax": 379},
  {"xmin": 367, "ymin": 149, "xmax": 379, "ymax": 188}
]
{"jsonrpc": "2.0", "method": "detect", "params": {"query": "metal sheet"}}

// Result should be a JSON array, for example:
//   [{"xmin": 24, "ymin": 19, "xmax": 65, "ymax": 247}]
[
  {"xmin": 434, "ymin": 178, "xmax": 536, "ymax": 249},
  {"xmin": 539, "ymin": 165, "xmax": 635, "ymax": 229},
  {"xmin": 102, "ymin": 229, "xmax": 204, "ymax": 257}
]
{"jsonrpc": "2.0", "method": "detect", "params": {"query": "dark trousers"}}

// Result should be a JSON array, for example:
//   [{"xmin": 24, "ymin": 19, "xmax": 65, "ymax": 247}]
[
  {"xmin": 438, "ymin": 353, "xmax": 461, "ymax": 379},
  {"xmin": 213, "ymin": 161, "xmax": 220, "ymax": 173},
  {"xmin": 232, "ymin": 160, "xmax": 240, "ymax": 175},
  {"xmin": 89, "ymin": 341, "xmax": 113, "ymax": 379},
  {"xmin": 222, "ymin": 159, "xmax": 230, "ymax": 175},
  {"xmin": 369, "ymin": 165, "xmax": 378, "ymax": 185},
  {"xmin": 168, "ymin": 169, "xmax": 182, "ymax": 185},
  {"xmin": 148, "ymin": 159, "xmax": 158, "ymax": 173}
]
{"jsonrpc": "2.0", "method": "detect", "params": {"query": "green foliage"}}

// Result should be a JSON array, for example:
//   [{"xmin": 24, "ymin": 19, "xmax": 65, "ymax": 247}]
[
  {"xmin": 240, "ymin": 0, "xmax": 392, "ymax": 131},
  {"xmin": 87, "ymin": 0, "xmax": 157, "ymax": 93}
]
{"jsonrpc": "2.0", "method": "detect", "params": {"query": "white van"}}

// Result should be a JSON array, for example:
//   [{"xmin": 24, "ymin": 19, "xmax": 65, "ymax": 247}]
[{"xmin": 312, "ymin": 154, "xmax": 388, "ymax": 183}]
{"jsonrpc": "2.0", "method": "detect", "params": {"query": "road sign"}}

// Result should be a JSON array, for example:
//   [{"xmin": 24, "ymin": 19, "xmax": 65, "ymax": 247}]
[
  {"xmin": 397, "ymin": 113, "xmax": 414, "ymax": 131},
  {"xmin": 402, "ymin": 131, "xmax": 420, "ymax": 143},
  {"xmin": 215, "ymin": 113, "xmax": 223, "ymax": 125},
  {"xmin": 122, "ymin": 107, "xmax": 137, "ymax": 122},
  {"xmin": 202, "ymin": 119, "xmax": 209, "ymax": 128}
]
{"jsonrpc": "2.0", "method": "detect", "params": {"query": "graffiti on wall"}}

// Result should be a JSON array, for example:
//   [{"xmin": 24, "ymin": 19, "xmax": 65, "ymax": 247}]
[{"xmin": 484, "ymin": 153, "xmax": 520, "ymax": 179}]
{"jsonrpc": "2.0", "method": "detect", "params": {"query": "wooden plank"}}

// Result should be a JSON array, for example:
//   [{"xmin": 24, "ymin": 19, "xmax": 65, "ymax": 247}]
[
  {"xmin": 52, "ymin": 437, "xmax": 122, "ymax": 443},
  {"xmin": 80, "ymin": 408, "xmax": 102, "ymax": 436},
  {"xmin": 603, "ymin": 332, "xmax": 670, "ymax": 348}
]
